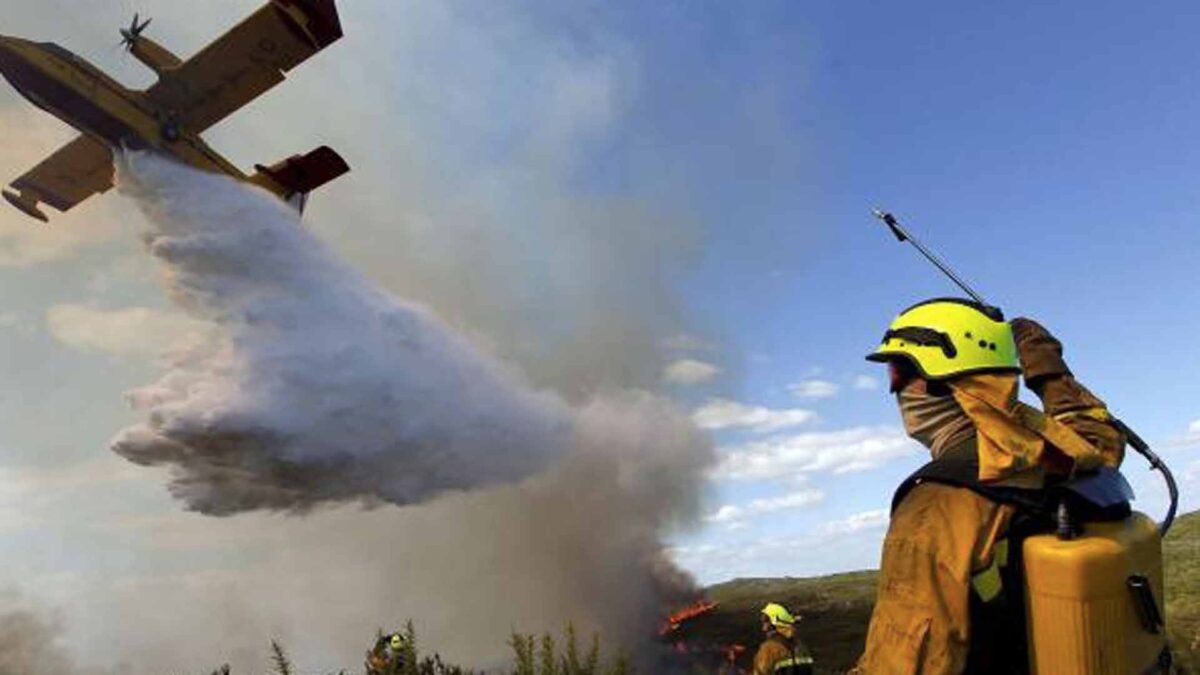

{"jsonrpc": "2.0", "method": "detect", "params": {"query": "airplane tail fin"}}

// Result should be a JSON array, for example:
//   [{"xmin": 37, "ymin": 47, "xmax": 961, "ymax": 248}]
[{"xmin": 252, "ymin": 146, "xmax": 349, "ymax": 213}]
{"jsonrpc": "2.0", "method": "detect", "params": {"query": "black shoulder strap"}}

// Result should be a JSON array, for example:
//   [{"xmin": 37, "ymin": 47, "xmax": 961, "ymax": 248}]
[{"xmin": 891, "ymin": 438, "xmax": 1047, "ymax": 514}]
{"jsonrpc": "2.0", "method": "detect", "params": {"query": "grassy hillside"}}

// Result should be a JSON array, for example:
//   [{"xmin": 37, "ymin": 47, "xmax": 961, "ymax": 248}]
[
  {"xmin": 698, "ymin": 572, "xmax": 877, "ymax": 673},
  {"xmin": 685, "ymin": 509, "xmax": 1199, "ymax": 674},
  {"xmin": 1166, "ymin": 509, "xmax": 1200, "ymax": 672}
]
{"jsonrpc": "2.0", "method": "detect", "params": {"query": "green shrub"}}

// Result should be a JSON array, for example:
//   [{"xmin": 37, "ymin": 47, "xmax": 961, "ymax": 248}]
[
  {"xmin": 507, "ymin": 624, "xmax": 631, "ymax": 675},
  {"xmin": 196, "ymin": 622, "xmax": 633, "ymax": 675}
]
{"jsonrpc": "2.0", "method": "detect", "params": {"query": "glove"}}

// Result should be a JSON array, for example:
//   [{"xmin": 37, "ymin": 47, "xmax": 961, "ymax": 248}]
[{"xmin": 1010, "ymin": 317, "xmax": 1070, "ymax": 384}]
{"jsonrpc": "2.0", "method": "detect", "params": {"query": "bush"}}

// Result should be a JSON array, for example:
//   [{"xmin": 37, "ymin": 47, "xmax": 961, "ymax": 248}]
[
  {"xmin": 508, "ymin": 624, "xmax": 630, "ymax": 675},
  {"xmin": 196, "ymin": 622, "xmax": 632, "ymax": 675}
]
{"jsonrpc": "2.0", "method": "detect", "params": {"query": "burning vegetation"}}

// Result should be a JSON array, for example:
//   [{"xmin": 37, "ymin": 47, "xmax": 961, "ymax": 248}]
[{"xmin": 659, "ymin": 600, "xmax": 748, "ymax": 673}]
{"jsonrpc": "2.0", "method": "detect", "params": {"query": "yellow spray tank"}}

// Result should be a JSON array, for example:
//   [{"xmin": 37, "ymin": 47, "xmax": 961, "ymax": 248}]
[{"xmin": 1023, "ymin": 423, "xmax": 1177, "ymax": 674}]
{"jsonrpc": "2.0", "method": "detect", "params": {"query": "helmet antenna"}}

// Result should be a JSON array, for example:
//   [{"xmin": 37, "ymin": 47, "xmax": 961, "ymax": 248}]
[{"xmin": 871, "ymin": 209, "xmax": 999, "ymax": 318}]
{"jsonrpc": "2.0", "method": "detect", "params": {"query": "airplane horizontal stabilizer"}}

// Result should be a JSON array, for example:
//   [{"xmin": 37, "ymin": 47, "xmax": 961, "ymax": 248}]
[
  {"xmin": 277, "ymin": 0, "xmax": 343, "ymax": 48},
  {"xmin": 3, "ymin": 189, "xmax": 49, "ymax": 223},
  {"xmin": 253, "ymin": 145, "xmax": 349, "ymax": 197}
]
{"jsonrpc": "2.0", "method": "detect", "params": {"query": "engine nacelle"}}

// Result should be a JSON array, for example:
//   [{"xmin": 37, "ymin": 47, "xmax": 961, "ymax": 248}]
[{"xmin": 129, "ymin": 36, "xmax": 181, "ymax": 77}]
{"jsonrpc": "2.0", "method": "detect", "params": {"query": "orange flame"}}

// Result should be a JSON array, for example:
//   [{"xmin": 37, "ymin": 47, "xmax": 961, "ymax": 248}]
[
  {"xmin": 722, "ymin": 643, "xmax": 746, "ymax": 663},
  {"xmin": 659, "ymin": 599, "xmax": 719, "ymax": 635}
]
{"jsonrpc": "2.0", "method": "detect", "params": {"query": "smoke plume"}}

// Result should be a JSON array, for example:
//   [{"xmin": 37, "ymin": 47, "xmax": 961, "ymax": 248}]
[
  {"xmin": 102, "ymin": 153, "xmax": 713, "ymax": 670},
  {"xmin": 0, "ymin": 596, "xmax": 97, "ymax": 675}
]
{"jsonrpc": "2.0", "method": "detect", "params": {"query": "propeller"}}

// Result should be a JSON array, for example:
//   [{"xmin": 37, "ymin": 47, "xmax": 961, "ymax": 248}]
[{"xmin": 119, "ymin": 13, "xmax": 152, "ymax": 51}]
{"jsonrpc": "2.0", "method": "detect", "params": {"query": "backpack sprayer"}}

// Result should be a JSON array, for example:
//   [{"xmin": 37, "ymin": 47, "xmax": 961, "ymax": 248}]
[{"xmin": 872, "ymin": 208, "xmax": 1177, "ymax": 675}]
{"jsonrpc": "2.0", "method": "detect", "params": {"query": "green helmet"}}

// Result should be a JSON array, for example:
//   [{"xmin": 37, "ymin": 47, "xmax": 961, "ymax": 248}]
[
  {"xmin": 761, "ymin": 602, "xmax": 796, "ymax": 628},
  {"xmin": 866, "ymin": 298, "xmax": 1018, "ymax": 380}
]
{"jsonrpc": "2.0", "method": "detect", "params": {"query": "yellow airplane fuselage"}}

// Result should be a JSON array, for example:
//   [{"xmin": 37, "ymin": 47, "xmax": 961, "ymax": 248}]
[{"xmin": 0, "ymin": 35, "xmax": 252, "ymax": 181}]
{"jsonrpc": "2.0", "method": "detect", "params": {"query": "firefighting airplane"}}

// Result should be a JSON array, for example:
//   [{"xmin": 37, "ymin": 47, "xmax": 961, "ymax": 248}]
[{"xmin": 0, "ymin": 0, "xmax": 349, "ymax": 222}]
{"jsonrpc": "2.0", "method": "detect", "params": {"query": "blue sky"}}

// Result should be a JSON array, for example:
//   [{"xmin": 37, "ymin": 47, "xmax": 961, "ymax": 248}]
[
  {"xmin": 0, "ymin": 1, "xmax": 1197, "ymax": 665},
  {"xmin": 623, "ymin": 0, "xmax": 1200, "ymax": 581}
]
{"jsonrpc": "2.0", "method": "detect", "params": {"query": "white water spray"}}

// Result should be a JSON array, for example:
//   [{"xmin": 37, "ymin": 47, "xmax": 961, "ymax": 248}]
[{"xmin": 111, "ymin": 154, "xmax": 577, "ymax": 514}]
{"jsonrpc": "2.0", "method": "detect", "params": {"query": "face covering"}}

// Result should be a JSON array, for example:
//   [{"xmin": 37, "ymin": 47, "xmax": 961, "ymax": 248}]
[{"xmin": 897, "ymin": 381, "xmax": 976, "ymax": 459}]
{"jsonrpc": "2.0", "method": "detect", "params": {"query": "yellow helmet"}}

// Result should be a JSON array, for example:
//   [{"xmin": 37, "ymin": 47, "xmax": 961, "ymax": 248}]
[
  {"xmin": 389, "ymin": 633, "xmax": 404, "ymax": 650},
  {"xmin": 761, "ymin": 602, "xmax": 796, "ymax": 628},
  {"xmin": 866, "ymin": 298, "xmax": 1018, "ymax": 380}
]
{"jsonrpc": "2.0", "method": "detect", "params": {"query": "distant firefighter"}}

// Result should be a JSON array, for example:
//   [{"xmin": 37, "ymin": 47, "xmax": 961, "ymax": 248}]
[
  {"xmin": 365, "ymin": 632, "xmax": 409, "ymax": 675},
  {"xmin": 753, "ymin": 603, "xmax": 814, "ymax": 675}
]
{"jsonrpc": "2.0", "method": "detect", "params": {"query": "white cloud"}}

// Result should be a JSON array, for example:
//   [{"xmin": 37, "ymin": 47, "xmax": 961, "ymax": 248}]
[
  {"xmin": 714, "ymin": 426, "xmax": 920, "ymax": 482},
  {"xmin": 663, "ymin": 358, "xmax": 721, "ymax": 385},
  {"xmin": 705, "ymin": 505, "xmax": 744, "ymax": 524},
  {"xmin": 1184, "ymin": 460, "xmax": 1199, "ymax": 485},
  {"xmin": 704, "ymin": 488, "xmax": 825, "ymax": 526},
  {"xmin": 748, "ymin": 489, "xmax": 826, "ymax": 512},
  {"xmin": 852, "ymin": 375, "xmax": 880, "ymax": 391},
  {"xmin": 661, "ymin": 334, "xmax": 715, "ymax": 352},
  {"xmin": 821, "ymin": 509, "xmax": 889, "ymax": 535},
  {"xmin": 670, "ymin": 508, "xmax": 890, "ymax": 583},
  {"xmin": 1167, "ymin": 419, "xmax": 1200, "ymax": 448},
  {"xmin": 788, "ymin": 379, "xmax": 839, "ymax": 399},
  {"xmin": 45, "ymin": 304, "xmax": 202, "ymax": 357},
  {"xmin": 692, "ymin": 398, "xmax": 816, "ymax": 434}
]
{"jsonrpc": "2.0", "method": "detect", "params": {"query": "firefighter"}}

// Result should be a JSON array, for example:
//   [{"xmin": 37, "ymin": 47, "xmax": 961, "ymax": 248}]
[
  {"xmin": 753, "ymin": 602, "xmax": 814, "ymax": 675},
  {"xmin": 365, "ymin": 632, "xmax": 408, "ymax": 675},
  {"xmin": 851, "ymin": 299, "xmax": 1124, "ymax": 674}
]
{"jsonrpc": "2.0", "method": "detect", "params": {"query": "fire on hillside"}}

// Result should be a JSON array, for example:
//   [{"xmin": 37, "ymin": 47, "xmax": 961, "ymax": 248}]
[{"xmin": 660, "ymin": 600, "xmax": 748, "ymax": 674}]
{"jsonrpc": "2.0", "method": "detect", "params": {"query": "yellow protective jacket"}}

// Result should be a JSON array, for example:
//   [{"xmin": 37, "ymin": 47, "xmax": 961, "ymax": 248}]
[
  {"xmin": 852, "ymin": 480, "xmax": 1010, "ymax": 675},
  {"xmin": 852, "ymin": 373, "xmax": 1124, "ymax": 675},
  {"xmin": 753, "ymin": 632, "xmax": 814, "ymax": 675}
]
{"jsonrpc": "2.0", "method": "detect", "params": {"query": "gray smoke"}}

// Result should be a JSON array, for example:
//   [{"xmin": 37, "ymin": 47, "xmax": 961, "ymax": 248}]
[
  {"xmin": 100, "ymin": 153, "xmax": 713, "ymax": 671},
  {"xmin": 0, "ymin": 596, "xmax": 101, "ymax": 675}
]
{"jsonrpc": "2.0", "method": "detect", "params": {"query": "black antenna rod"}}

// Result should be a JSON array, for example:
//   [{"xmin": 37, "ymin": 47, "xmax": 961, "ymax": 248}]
[{"xmin": 872, "ymin": 208, "xmax": 990, "ymax": 308}]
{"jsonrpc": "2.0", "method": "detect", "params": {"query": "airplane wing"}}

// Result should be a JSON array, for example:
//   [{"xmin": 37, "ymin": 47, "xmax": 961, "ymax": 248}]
[
  {"xmin": 146, "ymin": 0, "xmax": 343, "ymax": 134},
  {"xmin": 3, "ymin": 134, "xmax": 114, "ymax": 222}
]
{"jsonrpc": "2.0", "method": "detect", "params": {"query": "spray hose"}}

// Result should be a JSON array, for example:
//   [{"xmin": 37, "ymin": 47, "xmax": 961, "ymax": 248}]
[{"xmin": 1113, "ymin": 419, "xmax": 1179, "ymax": 537}]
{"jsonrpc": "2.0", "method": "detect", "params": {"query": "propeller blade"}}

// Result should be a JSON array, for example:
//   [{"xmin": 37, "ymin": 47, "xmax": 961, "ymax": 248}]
[{"xmin": 120, "ymin": 12, "xmax": 151, "ymax": 51}]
